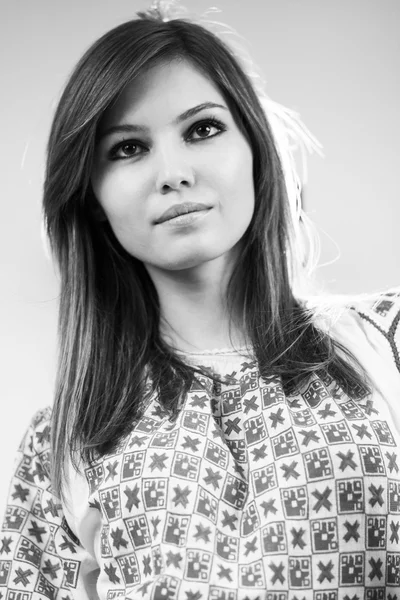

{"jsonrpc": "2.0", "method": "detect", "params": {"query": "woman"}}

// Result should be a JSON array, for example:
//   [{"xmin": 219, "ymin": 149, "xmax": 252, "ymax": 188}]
[{"xmin": 1, "ymin": 3, "xmax": 399, "ymax": 599}]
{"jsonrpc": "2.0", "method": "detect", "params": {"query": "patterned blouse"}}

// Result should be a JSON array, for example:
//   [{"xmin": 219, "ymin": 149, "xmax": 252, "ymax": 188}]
[{"xmin": 1, "ymin": 290, "xmax": 400, "ymax": 600}]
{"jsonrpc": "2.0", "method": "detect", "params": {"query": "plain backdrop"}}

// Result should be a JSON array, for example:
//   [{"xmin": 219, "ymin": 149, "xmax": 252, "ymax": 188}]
[{"xmin": 1, "ymin": 0, "xmax": 399, "ymax": 513}]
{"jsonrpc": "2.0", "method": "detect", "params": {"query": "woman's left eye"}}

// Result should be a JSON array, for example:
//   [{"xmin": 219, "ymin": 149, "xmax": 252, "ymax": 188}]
[{"xmin": 187, "ymin": 118, "xmax": 226, "ymax": 142}]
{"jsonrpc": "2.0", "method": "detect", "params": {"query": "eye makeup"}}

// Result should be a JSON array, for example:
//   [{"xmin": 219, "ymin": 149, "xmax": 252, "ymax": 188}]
[{"xmin": 105, "ymin": 114, "xmax": 228, "ymax": 161}]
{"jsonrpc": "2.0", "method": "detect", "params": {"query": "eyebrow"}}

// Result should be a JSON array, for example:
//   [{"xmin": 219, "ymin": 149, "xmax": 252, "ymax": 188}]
[{"xmin": 98, "ymin": 101, "xmax": 228, "ymax": 141}]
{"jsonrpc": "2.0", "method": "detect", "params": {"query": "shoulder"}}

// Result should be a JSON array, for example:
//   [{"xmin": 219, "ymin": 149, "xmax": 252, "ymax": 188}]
[
  {"xmin": 307, "ymin": 286, "xmax": 400, "ymax": 381},
  {"xmin": 18, "ymin": 406, "xmax": 53, "ymax": 466},
  {"xmin": 346, "ymin": 286, "xmax": 400, "ymax": 373},
  {"xmin": 310, "ymin": 287, "xmax": 400, "ymax": 432},
  {"xmin": 348, "ymin": 286, "xmax": 400, "ymax": 323},
  {"xmin": 28, "ymin": 405, "xmax": 52, "ymax": 431}
]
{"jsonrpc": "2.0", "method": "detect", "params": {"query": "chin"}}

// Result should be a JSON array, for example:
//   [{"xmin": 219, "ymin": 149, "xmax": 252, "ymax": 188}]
[
  {"xmin": 166, "ymin": 246, "xmax": 238, "ymax": 272},
  {"xmin": 161, "ymin": 256, "xmax": 211, "ymax": 271}
]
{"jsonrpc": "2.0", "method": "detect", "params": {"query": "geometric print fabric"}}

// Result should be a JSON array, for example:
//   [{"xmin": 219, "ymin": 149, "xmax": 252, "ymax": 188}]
[{"xmin": 1, "ymin": 290, "xmax": 400, "ymax": 599}]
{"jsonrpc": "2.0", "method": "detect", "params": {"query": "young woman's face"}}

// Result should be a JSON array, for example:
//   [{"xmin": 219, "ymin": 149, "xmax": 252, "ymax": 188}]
[{"xmin": 91, "ymin": 59, "xmax": 254, "ymax": 272}]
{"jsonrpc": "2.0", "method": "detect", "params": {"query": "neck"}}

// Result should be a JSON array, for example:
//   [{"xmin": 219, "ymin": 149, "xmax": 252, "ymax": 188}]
[{"xmin": 145, "ymin": 253, "xmax": 248, "ymax": 353}]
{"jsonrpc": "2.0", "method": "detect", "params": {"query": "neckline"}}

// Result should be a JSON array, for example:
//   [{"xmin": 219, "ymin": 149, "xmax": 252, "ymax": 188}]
[{"xmin": 175, "ymin": 345, "xmax": 253, "ymax": 356}]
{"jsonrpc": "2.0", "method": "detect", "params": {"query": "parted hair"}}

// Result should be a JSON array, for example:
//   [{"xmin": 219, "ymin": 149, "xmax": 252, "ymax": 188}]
[{"xmin": 43, "ymin": 11, "xmax": 370, "ymax": 496}]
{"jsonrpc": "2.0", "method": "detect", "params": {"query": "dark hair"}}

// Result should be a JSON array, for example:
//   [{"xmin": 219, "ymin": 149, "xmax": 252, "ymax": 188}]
[{"xmin": 43, "ymin": 12, "xmax": 370, "ymax": 496}]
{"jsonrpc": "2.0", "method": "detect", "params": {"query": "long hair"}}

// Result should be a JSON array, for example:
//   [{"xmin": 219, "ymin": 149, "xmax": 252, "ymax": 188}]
[{"xmin": 43, "ymin": 13, "xmax": 370, "ymax": 497}]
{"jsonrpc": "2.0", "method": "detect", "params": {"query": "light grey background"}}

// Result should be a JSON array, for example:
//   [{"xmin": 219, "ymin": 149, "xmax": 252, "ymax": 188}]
[{"xmin": 1, "ymin": 0, "xmax": 399, "ymax": 511}]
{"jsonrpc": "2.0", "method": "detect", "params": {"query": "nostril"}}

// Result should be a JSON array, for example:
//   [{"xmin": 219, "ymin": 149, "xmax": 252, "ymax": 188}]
[{"xmin": 161, "ymin": 179, "xmax": 190, "ymax": 193}]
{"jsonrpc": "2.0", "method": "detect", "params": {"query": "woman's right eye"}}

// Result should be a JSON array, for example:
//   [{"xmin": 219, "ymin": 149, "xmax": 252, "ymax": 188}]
[{"xmin": 108, "ymin": 141, "xmax": 145, "ymax": 160}]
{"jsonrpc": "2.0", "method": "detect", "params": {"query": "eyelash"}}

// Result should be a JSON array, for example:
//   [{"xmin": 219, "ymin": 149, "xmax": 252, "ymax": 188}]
[{"xmin": 108, "ymin": 117, "xmax": 227, "ymax": 161}]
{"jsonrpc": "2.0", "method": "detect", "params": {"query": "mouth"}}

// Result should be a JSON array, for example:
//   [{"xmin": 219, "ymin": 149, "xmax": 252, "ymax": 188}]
[
  {"xmin": 155, "ymin": 202, "xmax": 211, "ymax": 225},
  {"xmin": 164, "ymin": 208, "xmax": 206, "ymax": 222},
  {"xmin": 158, "ymin": 207, "xmax": 212, "ymax": 227}
]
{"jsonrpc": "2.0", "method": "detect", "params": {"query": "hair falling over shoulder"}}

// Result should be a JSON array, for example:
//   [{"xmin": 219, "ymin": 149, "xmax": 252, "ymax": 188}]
[{"xmin": 42, "ymin": 6, "xmax": 371, "ymax": 498}]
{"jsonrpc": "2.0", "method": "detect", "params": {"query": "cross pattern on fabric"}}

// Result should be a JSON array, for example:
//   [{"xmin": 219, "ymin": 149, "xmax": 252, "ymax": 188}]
[{"xmin": 1, "ymin": 289, "xmax": 400, "ymax": 599}]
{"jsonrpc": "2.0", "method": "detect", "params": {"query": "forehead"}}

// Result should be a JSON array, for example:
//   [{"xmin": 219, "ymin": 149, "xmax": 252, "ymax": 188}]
[{"xmin": 102, "ymin": 59, "xmax": 226, "ymax": 127}]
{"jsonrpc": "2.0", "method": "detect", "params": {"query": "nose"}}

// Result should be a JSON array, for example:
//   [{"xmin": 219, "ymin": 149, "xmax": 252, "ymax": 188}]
[{"xmin": 155, "ymin": 146, "xmax": 195, "ymax": 194}]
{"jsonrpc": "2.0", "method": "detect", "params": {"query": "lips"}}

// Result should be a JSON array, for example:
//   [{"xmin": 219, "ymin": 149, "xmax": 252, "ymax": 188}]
[{"xmin": 155, "ymin": 202, "xmax": 211, "ymax": 224}]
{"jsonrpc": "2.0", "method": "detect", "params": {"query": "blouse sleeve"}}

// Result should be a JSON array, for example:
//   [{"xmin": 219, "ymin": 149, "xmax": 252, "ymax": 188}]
[
  {"xmin": 0, "ymin": 407, "xmax": 99, "ymax": 599},
  {"xmin": 344, "ymin": 286, "xmax": 400, "ymax": 432},
  {"xmin": 349, "ymin": 286, "xmax": 400, "ymax": 375}
]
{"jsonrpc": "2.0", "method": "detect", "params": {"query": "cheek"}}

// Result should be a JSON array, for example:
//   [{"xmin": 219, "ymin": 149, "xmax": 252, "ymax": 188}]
[
  {"xmin": 230, "ymin": 149, "xmax": 254, "ymax": 232},
  {"xmin": 239, "ymin": 144, "xmax": 254, "ymax": 196},
  {"xmin": 223, "ymin": 135, "xmax": 252, "ymax": 178},
  {"xmin": 92, "ymin": 172, "xmax": 152, "ymax": 258},
  {"xmin": 220, "ymin": 143, "xmax": 254, "ymax": 208},
  {"xmin": 93, "ymin": 170, "xmax": 146, "ymax": 222}
]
